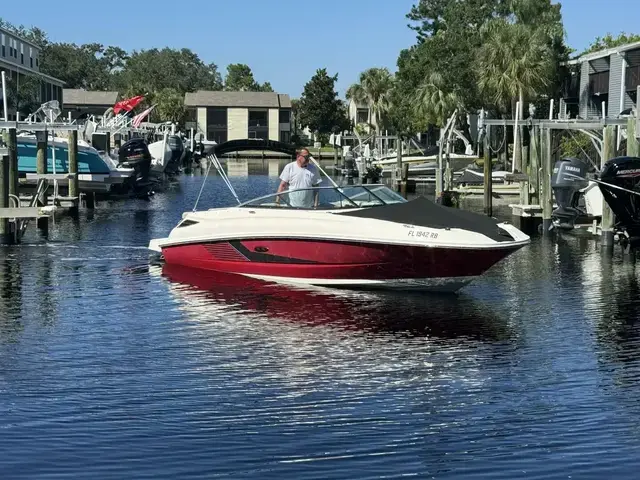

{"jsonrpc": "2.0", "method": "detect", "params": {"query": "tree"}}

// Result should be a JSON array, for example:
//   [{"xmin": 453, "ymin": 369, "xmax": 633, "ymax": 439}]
[
  {"xmin": 413, "ymin": 72, "xmax": 462, "ymax": 128},
  {"xmin": 223, "ymin": 64, "xmax": 273, "ymax": 92},
  {"xmin": 346, "ymin": 67, "xmax": 394, "ymax": 135},
  {"xmin": 114, "ymin": 47, "xmax": 222, "ymax": 95},
  {"xmin": 583, "ymin": 32, "xmax": 640, "ymax": 55},
  {"xmin": 4, "ymin": 74, "xmax": 42, "ymax": 118},
  {"xmin": 39, "ymin": 42, "xmax": 112, "ymax": 90},
  {"xmin": 297, "ymin": 68, "xmax": 349, "ymax": 138},
  {"xmin": 153, "ymin": 88, "xmax": 186, "ymax": 124},
  {"xmin": 477, "ymin": 20, "xmax": 555, "ymax": 113}
]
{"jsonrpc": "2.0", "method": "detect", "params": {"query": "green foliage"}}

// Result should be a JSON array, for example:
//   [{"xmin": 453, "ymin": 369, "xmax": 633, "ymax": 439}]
[
  {"xmin": 4, "ymin": 73, "xmax": 42, "ymax": 117},
  {"xmin": 114, "ymin": 48, "xmax": 222, "ymax": 95},
  {"xmin": 583, "ymin": 32, "xmax": 640, "ymax": 55},
  {"xmin": 298, "ymin": 68, "xmax": 349, "ymax": 136},
  {"xmin": 558, "ymin": 131, "xmax": 594, "ymax": 160},
  {"xmin": 346, "ymin": 67, "xmax": 394, "ymax": 133},
  {"xmin": 223, "ymin": 64, "xmax": 272, "ymax": 91},
  {"xmin": 413, "ymin": 72, "xmax": 462, "ymax": 127},
  {"xmin": 39, "ymin": 43, "xmax": 114, "ymax": 90},
  {"xmin": 391, "ymin": 0, "xmax": 568, "ymax": 137},
  {"xmin": 152, "ymin": 88, "xmax": 186, "ymax": 124},
  {"xmin": 476, "ymin": 19, "xmax": 555, "ymax": 112}
]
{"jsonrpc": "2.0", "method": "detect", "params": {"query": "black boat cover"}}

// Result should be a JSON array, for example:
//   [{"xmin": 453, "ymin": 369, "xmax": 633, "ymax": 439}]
[
  {"xmin": 335, "ymin": 196, "xmax": 515, "ymax": 242},
  {"xmin": 214, "ymin": 139, "xmax": 297, "ymax": 157}
]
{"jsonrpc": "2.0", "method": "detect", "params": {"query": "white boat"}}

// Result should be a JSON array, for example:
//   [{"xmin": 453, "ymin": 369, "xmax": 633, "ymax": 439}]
[
  {"xmin": 148, "ymin": 140, "xmax": 530, "ymax": 293},
  {"xmin": 16, "ymin": 133, "xmax": 135, "ymax": 194}
]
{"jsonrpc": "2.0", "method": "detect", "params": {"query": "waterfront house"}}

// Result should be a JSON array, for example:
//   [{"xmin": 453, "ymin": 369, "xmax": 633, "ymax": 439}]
[
  {"xmin": 562, "ymin": 40, "xmax": 640, "ymax": 119},
  {"xmin": 347, "ymin": 98, "xmax": 372, "ymax": 133},
  {"xmin": 184, "ymin": 91, "xmax": 292, "ymax": 144},
  {"xmin": 63, "ymin": 89, "xmax": 120, "ymax": 120},
  {"xmin": 0, "ymin": 25, "xmax": 65, "ymax": 119}
]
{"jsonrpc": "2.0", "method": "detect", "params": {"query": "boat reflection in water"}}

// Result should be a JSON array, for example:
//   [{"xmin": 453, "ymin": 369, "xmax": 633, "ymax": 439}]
[{"xmin": 156, "ymin": 263, "xmax": 513, "ymax": 341}]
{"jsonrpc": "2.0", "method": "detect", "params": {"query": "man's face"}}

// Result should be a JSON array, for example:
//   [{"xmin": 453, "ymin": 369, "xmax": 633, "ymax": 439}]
[{"xmin": 297, "ymin": 150, "xmax": 310, "ymax": 166}]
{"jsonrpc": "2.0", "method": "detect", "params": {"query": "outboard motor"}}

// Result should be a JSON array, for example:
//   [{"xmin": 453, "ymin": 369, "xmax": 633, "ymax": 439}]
[
  {"xmin": 598, "ymin": 156, "xmax": 640, "ymax": 246},
  {"xmin": 117, "ymin": 138, "xmax": 154, "ymax": 196},
  {"xmin": 164, "ymin": 135, "xmax": 185, "ymax": 176},
  {"xmin": 551, "ymin": 157, "xmax": 589, "ymax": 229}
]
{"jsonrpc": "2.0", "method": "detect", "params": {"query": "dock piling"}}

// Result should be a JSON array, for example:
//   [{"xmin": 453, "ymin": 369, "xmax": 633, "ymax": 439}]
[
  {"xmin": 540, "ymin": 127, "xmax": 553, "ymax": 235},
  {"xmin": 35, "ymin": 130, "xmax": 49, "ymax": 231},
  {"xmin": 0, "ymin": 152, "xmax": 9, "ymax": 243},
  {"xmin": 7, "ymin": 128, "xmax": 18, "ymax": 198},
  {"xmin": 601, "ymin": 125, "xmax": 616, "ymax": 249},
  {"xmin": 483, "ymin": 128, "xmax": 493, "ymax": 217},
  {"xmin": 68, "ymin": 130, "xmax": 79, "ymax": 209},
  {"xmin": 529, "ymin": 126, "xmax": 540, "ymax": 205},
  {"xmin": 627, "ymin": 117, "xmax": 639, "ymax": 157}
]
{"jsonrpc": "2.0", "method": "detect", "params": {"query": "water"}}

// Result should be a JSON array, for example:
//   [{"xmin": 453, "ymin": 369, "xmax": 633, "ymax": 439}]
[{"xmin": 2, "ymin": 164, "xmax": 640, "ymax": 479}]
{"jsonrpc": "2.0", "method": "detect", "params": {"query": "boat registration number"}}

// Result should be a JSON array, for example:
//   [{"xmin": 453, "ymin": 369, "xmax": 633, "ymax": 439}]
[{"xmin": 408, "ymin": 230, "xmax": 438, "ymax": 239}]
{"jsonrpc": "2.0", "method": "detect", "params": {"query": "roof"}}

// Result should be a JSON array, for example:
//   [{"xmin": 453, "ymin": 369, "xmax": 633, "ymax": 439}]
[
  {"xmin": 564, "ymin": 40, "xmax": 640, "ymax": 66},
  {"xmin": 63, "ymin": 89, "xmax": 119, "ymax": 106},
  {"xmin": 184, "ymin": 90, "xmax": 291, "ymax": 108},
  {"xmin": 0, "ymin": 58, "xmax": 65, "ymax": 85},
  {"xmin": 0, "ymin": 25, "xmax": 43, "ymax": 51}
]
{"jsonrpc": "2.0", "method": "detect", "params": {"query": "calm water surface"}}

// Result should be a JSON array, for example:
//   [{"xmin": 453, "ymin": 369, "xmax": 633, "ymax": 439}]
[{"xmin": 2, "ymin": 164, "xmax": 640, "ymax": 479}]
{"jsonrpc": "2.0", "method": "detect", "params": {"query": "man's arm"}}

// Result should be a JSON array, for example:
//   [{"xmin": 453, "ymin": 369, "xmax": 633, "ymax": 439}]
[{"xmin": 276, "ymin": 180, "xmax": 288, "ymax": 204}]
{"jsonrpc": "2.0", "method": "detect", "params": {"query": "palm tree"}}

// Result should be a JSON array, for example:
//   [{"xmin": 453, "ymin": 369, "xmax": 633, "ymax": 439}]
[
  {"xmin": 477, "ymin": 19, "xmax": 555, "ymax": 170},
  {"xmin": 346, "ymin": 67, "xmax": 394, "ymax": 137},
  {"xmin": 412, "ymin": 72, "xmax": 462, "ymax": 128}
]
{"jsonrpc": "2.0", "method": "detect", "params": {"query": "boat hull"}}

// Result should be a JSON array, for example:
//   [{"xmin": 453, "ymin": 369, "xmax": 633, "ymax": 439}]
[{"xmin": 159, "ymin": 238, "xmax": 523, "ymax": 292}]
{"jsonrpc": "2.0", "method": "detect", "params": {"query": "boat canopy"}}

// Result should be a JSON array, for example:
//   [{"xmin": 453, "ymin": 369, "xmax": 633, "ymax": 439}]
[
  {"xmin": 237, "ymin": 184, "xmax": 407, "ymax": 210},
  {"xmin": 337, "ymin": 195, "xmax": 515, "ymax": 242},
  {"xmin": 214, "ymin": 139, "xmax": 297, "ymax": 157}
]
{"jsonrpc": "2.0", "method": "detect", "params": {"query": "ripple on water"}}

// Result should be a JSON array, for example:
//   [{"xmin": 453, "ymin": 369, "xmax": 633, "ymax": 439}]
[{"xmin": 2, "ymin": 175, "xmax": 640, "ymax": 478}]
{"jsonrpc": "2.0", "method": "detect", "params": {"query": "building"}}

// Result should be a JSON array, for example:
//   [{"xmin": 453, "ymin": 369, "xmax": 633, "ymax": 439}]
[
  {"xmin": 347, "ymin": 98, "xmax": 372, "ymax": 132},
  {"xmin": 184, "ymin": 91, "xmax": 292, "ymax": 144},
  {"xmin": 0, "ymin": 25, "xmax": 65, "ymax": 119},
  {"xmin": 562, "ymin": 41, "xmax": 640, "ymax": 119},
  {"xmin": 63, "ymin": 89, "xmax": 119, "ymax": 120}
]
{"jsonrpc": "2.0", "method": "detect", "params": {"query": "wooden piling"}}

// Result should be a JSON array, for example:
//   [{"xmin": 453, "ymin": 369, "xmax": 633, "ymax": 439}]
[
  {"xmin": 7, "ymin": 128, "xmax": 18, "ymax": 198},
  {"xmin": 519, "ymin": 130, "xmax": 530, "ymax": 205},
  {"xmin": 627, "ymin": 117, "xmax": 639, "ymax": 157},
  {"xmin": 483, "ymin": 129, "xmax": 493, "ymax": 217},
  {"xmin": 400, "ymin": 162, "xmax": 409, "ymax": 199},
  {"xmin": 68, "ymin": 130, "xmax": 79, "ymax": 205},
  {"xmin": 36, "ymin": 130, "xmax": 48, "ymax": 230},
  {"xmin": 601, "ymin": 125, "xmax": 616, "ymax": 248},
  {"xmin": 0, "ymin": 153, "xmax": 9, "ymax": 243},
  {"xmin": 529, "ymin": 126, "xmax": 540, "ymax": 207},
  {"xmin": 540, "ymin": 127, "xmax": 553, "ymax": 235}
]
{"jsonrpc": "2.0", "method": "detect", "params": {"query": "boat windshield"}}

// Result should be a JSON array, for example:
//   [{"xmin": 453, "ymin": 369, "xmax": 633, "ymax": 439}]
[{"xmin": 237, "ymin": 184, "xmax": 407, "ymax": 210}]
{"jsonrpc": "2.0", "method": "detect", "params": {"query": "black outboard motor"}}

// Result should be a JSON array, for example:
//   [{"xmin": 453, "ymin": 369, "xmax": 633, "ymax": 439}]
[
  {"xmin": 117, "ymin": 138, "xmax": 154, "ymax": 196},
  {"xmin": 164, "ymin": 135, "xmax": 185, "ymax": 176},
  {"xmin": 551, "ymin": 157, "xmax": 589, "ymax": 229},
  {"xmin": 598, "ymin": 156, "xmax": 640, "ymax": 246}
]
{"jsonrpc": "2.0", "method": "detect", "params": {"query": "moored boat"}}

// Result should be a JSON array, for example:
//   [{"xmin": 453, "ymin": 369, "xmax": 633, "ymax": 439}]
[{"xmin": 148, "ymin": 140, "xmax": 530, "ymax": 293}]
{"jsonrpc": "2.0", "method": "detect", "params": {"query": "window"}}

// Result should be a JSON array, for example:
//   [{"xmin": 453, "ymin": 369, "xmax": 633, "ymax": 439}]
[
  {"xmin": 206, "ymin": 107, "xmax": 227, "ymax": 143},
  {"xmin": 30, "ymin": 57, "xmax": 33, "ymax": 68},
  {"xmin": 21, "ymin": 53, "xmax": 24, "ymax": 64},
  {"xmin": 248, "ymin": 110, "xmax": 268, "ymax": 127},
  {"xmin": 248, "ymin": 110, "xmax": 268, "ymax": 139},
  {"xmin": 1, "ymin": 46, "xmax": 4, "ymax": 57},
  {"xmin": 356, "ymin": 108, "xmax": 369, "ymax": 124},
  {"xmin": 279, "ymin": 109, "xmax": 290, "ymax": 123},
  {"xmin": 280, "ymin": 130, "xmax": 291, "ymax": 144}
]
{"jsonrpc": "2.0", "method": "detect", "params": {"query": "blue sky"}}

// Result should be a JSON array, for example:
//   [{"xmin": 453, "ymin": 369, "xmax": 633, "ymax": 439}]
[{"xmin": 2, "ymin": 0, "xmax": 639, "ymax": 98}]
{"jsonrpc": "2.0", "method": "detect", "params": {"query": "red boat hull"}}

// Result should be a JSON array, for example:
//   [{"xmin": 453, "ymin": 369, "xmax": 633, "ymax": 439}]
[{"xmin": 160, "ymin": 239, "xmax": 522, "ymax": 289}]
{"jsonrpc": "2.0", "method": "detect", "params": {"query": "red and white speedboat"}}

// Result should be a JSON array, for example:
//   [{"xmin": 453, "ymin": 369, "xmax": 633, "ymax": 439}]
[{"xmin": 148, "ymin": 178, "xmax": 529, "ymax": 292}]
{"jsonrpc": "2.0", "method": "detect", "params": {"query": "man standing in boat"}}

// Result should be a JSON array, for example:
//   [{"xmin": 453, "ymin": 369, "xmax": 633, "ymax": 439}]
[{"xmin": 276, "ymin": 148, "xmax": 323, "ymax": 208}]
